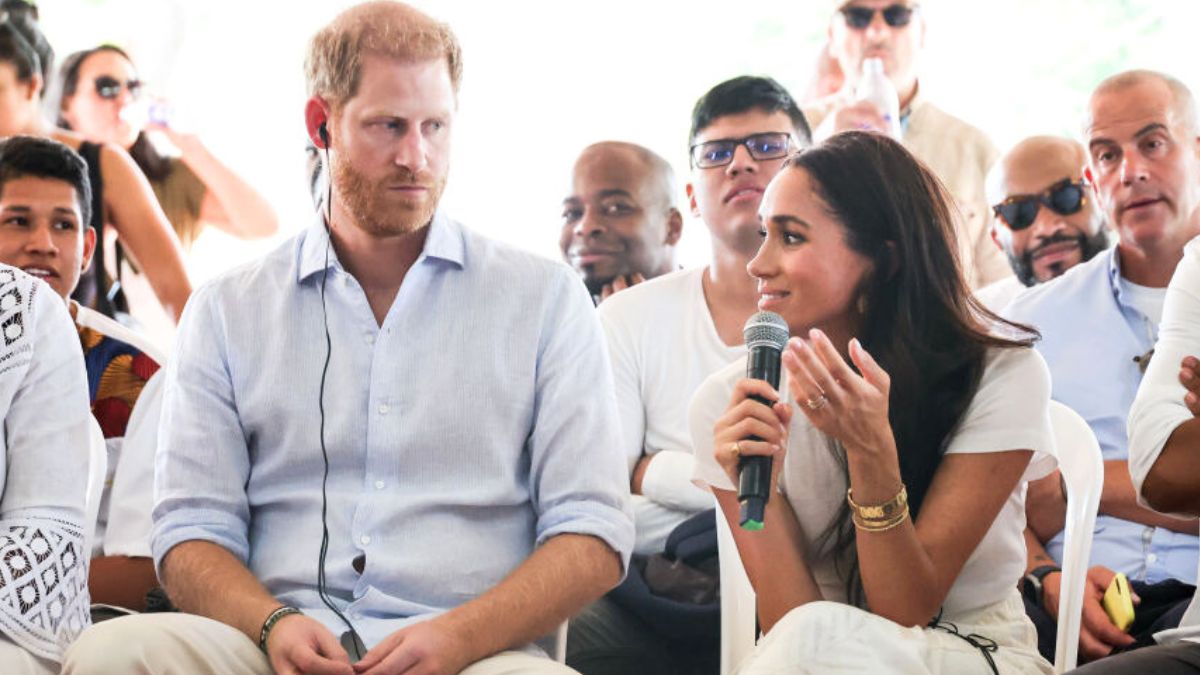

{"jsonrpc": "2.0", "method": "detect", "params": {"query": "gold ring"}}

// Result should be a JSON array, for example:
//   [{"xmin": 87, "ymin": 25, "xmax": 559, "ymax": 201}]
[
  {"xmin": 806, "ymin": 394, "xmax": 829, "ymax": 411},
  {"xmin": 731, "ymin": 441, "xmax": 742, "ymax": 457}
]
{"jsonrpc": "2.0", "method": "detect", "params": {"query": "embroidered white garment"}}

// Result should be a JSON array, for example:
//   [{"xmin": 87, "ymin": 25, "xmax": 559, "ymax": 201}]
[{"xmin": 0, "ymin": 266, "xmax": 92, "ymax": 662}]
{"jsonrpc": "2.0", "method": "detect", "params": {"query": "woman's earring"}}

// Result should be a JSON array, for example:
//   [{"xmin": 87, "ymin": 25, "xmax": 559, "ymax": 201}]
[{"xmin": 856, "ymin": 294, "xmax": 868, "ymax": 315}]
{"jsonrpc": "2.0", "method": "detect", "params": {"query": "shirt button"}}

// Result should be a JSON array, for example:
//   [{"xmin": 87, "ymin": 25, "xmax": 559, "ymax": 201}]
[
  {"xmin": 374, "ymin": 480, "xmax": 385, "ymax": 490},
  {"xmin": 360, "ymin": 535, "xmax": 371, "ymax": 546},
  {"xmin": 378, "ymin": 403, "xmax": 389, "ymax": 415},
  {"xmin": 1148, "ymin": 553, "xmax": 1158, "ymax": 564}
]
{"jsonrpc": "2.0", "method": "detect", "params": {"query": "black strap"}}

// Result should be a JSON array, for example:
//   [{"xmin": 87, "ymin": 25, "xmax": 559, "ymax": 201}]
[
  {"xmin": 928, "ymin": 607, "xmax": 1000, "ymax": 674},
  {"xmin": 72, "ymin": 142, "xmax": 127, "ymax": 317}
]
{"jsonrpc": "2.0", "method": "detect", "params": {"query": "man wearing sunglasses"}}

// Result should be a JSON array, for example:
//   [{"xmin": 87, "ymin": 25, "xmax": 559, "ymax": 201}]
[
  {"xmin": 977, "ymin": 136, "xmax": 1110, "ymax": 309},
  {"xmin": 805, "ymin": 0, "xmax": 1009, "ymax": 291},
  {"xmin": 567, "ymin": 76, "xmax": 810, "ymax": 675},
  {"xmin": 1005, "ymin": 71, "xmax": 1200, "ymax": 667}
]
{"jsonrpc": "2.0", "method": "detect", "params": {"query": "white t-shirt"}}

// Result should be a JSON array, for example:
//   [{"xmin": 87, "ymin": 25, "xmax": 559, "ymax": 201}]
[
  {"xmin": 1119, "ymin": 276, "xmax": 1168, "ymax": 327},
  {"xmin": 1128, "ymin": 235, "xmax": 1200, "ymax": 644},
  {"xmin": 689, "ymin": 346, "xmax": 1057, "ymax": 617},
  {"xmin": 976, "ymin": 276, "xmax": 1026, "ymax": 313},
  {"xmin": 599, "ymin": 267, "xmax": 745, "ymax": 554},
  {"xmin": 74, "ymin": 305, "xmax": 165, "ymax": 558}
]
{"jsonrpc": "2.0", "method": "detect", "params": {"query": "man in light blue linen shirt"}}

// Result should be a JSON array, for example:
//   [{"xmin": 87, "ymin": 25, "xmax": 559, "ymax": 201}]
[
  {"xmin": 61, "ymin": 3, "xmax": 633, "ymax": 675},
  {"xmin": 1004, "ymin": 69, "xmax": 1200, "ymax": 665}
]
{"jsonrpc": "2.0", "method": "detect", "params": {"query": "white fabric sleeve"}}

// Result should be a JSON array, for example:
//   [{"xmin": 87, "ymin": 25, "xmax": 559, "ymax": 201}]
[
  {"xmin": 641, "ymin": 450, "xmax": 712, "ymax": 512},
  {"xmin": 0, "ymin": 277, "xmax": 92, "ymax": 662},
  {"xmin": 103, "ymin": 369, "xmax": 164, "ymax": 558},
  {"xmin": 943, "ymin": 347, "xmax": 1057, "ymax": 482},
  {"xmin": 1128, "ymin": 237, "xmax": 1200, "ymax": 510},
  {"xmin": 597, "ymin": 305, "xmax": 647, "ymax": 478},
  {"xmin": 689, "ymin": 362, "xmax": 741, "ymax": 493}
]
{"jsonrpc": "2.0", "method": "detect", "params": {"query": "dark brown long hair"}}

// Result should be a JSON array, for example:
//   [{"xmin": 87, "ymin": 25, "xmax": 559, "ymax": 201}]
[
  {"xmin": 57, "ymin": 45, "xmax": 172, "ymax": 181},
  {"xmin": 786, "ymin": 131, "xmax": 1038, "ymax": 602}
]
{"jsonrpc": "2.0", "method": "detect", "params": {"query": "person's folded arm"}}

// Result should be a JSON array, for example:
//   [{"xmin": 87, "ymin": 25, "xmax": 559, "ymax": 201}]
[{"xmin": 1130, "ymin": 242, "xmax": 1200, "ymax": 516}]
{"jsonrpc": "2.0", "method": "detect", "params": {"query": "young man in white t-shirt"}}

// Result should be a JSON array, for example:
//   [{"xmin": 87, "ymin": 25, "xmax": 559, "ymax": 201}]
[{"xmin": 565, "ymin": 76, "xmax": 812, "ymax": 675}]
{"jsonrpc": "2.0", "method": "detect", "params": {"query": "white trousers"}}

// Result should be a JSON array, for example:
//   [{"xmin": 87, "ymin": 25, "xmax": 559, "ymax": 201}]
[
  {"xmin": 0, "ymin": 635, "xmax": 58, "ymax": 675},
  {"xmin": 737, "ymin": 590, "xmax": 1053, "ymax": 674},
  {"xmin": 60, "ymin": 612, "xmax": 577, "ymax": 675}
]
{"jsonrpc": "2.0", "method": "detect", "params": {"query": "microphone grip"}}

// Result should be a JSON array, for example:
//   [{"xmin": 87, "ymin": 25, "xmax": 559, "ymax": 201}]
[{"xmin": 737, "ymin": 393, "xmax": 775, "ymax": 531}]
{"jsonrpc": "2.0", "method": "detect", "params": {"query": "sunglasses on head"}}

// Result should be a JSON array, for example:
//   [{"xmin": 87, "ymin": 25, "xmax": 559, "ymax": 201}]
[
  {"xmin": 992, "ymin": 179, "xmax": 1088, "ymax": 232},
  {"xmin": 94, "ymin": 75, "xmax": 142, "ymax": 101},
  {"xmin": 839, "ymin": 4, "xmax": 918, "ymax": 30},
  {"xmin": 689, "ymin": 132, "xmax": 792, "ymax": 169}
]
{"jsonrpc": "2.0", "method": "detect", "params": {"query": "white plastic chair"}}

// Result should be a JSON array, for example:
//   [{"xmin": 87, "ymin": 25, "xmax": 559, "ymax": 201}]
[
  {"xmin": 1048, "ymin": 400, "xmax": 1104, "ymax": 674},
  {"xmin": 534, "ymin": 622, "xmax": 568, "ymax": 663},
  {"xmin": 82, "ymin": 417, "xmax": 108, "ymax": 558},
  {"xmin": 716, "ymin": 496, "xmax": 757, "ymax": 675}
]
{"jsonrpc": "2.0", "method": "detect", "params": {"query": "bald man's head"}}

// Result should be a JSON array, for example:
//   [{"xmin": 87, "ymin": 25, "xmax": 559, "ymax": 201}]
[
  {"xmin": 988, "ymin": 135, "xmax": 1108, "ymax": 286},
  {"xmin": 1083, "ymin": 70, "xmax": 1200, "ymax": 257},
  {"xmin": 560, "ymin": 142, "xmax": 683, "ymax": 298}
]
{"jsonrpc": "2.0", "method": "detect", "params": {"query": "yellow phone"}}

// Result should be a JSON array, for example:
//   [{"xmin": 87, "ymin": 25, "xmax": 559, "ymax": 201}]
[{"xmin": 1102, "ymin": 572, "xmax": 1135, "ymax": 632}]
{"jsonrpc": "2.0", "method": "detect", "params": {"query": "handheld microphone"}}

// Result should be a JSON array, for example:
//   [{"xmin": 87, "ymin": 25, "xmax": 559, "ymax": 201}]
[{"xmin": 738, "ymin": 311, "xmax": 789, "ymax": 530}]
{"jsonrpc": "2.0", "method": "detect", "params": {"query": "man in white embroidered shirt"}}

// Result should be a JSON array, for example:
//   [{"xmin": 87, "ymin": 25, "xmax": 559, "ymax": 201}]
[{"xmin": 62, "ymin": 3, "xmax": 633, "ymax": 674}]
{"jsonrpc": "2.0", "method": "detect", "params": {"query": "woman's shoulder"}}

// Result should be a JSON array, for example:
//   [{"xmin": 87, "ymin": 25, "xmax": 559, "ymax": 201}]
[{"xmin": 979, "ymin": 345, "xmax": 1049, "ymax": 388}]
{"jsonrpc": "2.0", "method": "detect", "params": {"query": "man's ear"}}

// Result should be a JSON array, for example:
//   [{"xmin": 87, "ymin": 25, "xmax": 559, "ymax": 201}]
[
  {"xmin": 80, "ymin": 225, "xmax": 96, "ymax": 274},
  {"xmin": 686, "ymin": 183, "xmax": 700, "ymax": 219},
  {"xmin": 1082, "ymin": 163, "xmax": 1097, "ymax": 195},
  {"xmin": 664, "ymin": 207, "xmax": 684, "ymax": 246},
  {"xmin": 305, "ymin": 96, "xmax": 332, "ymax": 149}
]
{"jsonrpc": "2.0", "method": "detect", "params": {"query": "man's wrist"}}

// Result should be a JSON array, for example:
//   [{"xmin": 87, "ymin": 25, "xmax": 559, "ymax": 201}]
[
  {"xmin": 1022, "ymin": 565, "xmax": 1062, "ymax": 609},
  {"xmin": 259, "ymin": 605, "xmax": 303, "ymax": 652}
]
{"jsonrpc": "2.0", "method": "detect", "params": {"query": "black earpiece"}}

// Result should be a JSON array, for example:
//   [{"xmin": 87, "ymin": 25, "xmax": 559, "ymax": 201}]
[{"xmin": 318, "ymin": 122, "xmax": 329, "ymax": 147}]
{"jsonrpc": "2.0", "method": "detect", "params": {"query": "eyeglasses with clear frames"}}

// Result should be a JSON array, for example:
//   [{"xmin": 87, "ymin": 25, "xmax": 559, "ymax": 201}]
[{"xmin": 689, "ymin": 132, "xmax": 792, "ymax": 169}]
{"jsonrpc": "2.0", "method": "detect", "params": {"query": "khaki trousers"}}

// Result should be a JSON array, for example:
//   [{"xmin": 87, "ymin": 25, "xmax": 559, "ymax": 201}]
[
  {"xmin": 61, "ymin": 612, "xmax": 577, "ymax": 675},
  {"xmin": 0, "ymin": 636, "xmax": 58, "ymax": 675}
]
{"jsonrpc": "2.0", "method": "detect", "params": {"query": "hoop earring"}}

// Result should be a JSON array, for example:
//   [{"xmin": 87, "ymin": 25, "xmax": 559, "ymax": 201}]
[{"xmin": 856, "ymin": 293, "xmax": 868, "ymax": 315}]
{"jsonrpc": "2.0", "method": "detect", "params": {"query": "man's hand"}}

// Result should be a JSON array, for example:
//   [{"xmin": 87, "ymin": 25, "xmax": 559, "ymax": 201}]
[
  {"xmin": 1043, "ymin": 566, "xmax": 1138, "ymax": 662},
  {"xmin": 1180, "ymin": 356, "xmax": 1200, "ymax": 416},
  {"xmin": 352, "ymin": 617, "xmax": 472, "ymax": 675},
  {"xmin": 266, "ymin": 613, "xmax": 354, "ymax": 675},
  {"xmin": 825, "ymin": 100, "xmax": 890, "ymax": 136},
  {"xmin": 600, "ymin": 273, "xmax": 645, "ymax": 302}
]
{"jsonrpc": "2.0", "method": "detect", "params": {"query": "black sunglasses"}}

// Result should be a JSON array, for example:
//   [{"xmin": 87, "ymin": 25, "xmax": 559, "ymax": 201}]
[
  {"xmin": 840, "ymin": 4, "xmax": 918, "ymax": 30},
  {"xmin": 992, "ymin": 179, "xmax": 1088, "ymax": 232},
  {"xmin": 94, "ymin": 75, "xmax": 143, "ymax": 101},
  {"xmin": 689, "ymin": 132, "xmax": 792, "ymax": 169}
]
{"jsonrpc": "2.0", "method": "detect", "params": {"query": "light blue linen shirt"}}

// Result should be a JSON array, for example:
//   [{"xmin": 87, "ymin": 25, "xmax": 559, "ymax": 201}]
[
  {"xmin": 1004, "ymin": 247, "xmax": 1198, "ymax": 585},
  {"xmin": 151, "ymin": 213, "xmax": 634, "ymax": 650}
]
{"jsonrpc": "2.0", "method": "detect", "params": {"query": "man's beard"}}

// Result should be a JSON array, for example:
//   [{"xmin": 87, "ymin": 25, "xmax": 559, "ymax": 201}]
[
  {"xmin": 1010, "ymin": 228, "xmax": 1111, "ymax": 287},
  {"xmin": 331, "ymin": 155, "xmax": 445, "ymax": 237}
]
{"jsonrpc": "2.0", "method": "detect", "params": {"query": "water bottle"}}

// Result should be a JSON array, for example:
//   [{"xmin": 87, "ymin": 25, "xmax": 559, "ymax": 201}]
[{"xmin": 855, "ymin": 57, "xmax": 903, "ymax": 139}]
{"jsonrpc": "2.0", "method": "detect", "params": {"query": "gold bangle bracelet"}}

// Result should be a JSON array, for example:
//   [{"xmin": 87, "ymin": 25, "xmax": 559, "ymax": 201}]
[
  {"xmin": 847, "ymin": 484, "xmax": 908, "ymax": 521},
  {"xmin": 852, "ymin": 505, "xmax": 910, "ymax": 532}
]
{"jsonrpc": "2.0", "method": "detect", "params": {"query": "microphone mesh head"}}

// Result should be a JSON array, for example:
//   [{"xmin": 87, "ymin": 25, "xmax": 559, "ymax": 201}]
[{"xmin": 743, "ymin": 311, "xmax": 789, "ymax": 351}]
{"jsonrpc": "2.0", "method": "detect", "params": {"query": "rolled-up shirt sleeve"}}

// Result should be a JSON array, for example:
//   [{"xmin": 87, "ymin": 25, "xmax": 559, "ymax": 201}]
[
  {"xmin": 1128, "ymin": 237, "xmax": 1200, "ymax": 510},
  {"xmin": 151, "ymin": 283, "xmax": 253, "ymax": 573},
  {"xmin": 528, "ymin": 269, "xmax": 634, "ymax": 572}
]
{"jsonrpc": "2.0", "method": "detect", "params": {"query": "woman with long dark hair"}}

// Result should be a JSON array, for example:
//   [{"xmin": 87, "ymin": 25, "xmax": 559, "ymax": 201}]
[
  {"xmin": 689, "ymin": 131, "xmax": 1054, "ymax": 673},
  {"xmin": 56, "ymin": 45, "xmax": 277, "ymax": 251},
  {"xmin": 0, "ymin": 14, "xmax": 190, "ymax": 323}
]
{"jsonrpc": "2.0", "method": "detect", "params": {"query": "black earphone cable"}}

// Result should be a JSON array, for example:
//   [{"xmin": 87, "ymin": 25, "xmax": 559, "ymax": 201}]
[{"xmin": 316, "ymin": 129, "xmax": 361, "ymax": 644}]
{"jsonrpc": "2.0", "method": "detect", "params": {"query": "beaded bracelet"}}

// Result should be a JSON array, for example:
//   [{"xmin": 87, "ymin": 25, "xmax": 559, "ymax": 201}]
[{"xmin": 259, "ymin": 605, "xmax": 303, "ymax": 653}]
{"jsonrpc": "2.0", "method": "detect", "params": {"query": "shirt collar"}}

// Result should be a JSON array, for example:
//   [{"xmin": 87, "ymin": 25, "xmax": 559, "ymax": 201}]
[
  {"xmin": 1107, "ymin": 245, "xmax": 1126, "ymax": 305},
  {"xmin": 297, "ymin": 210, "xmax": 465, "ymax": 284}
]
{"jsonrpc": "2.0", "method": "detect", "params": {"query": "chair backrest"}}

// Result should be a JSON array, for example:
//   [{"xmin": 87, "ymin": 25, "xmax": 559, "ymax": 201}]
[
  {"xmin": 1048, "ymin": 400, "xmax": 1104, "ymax": 674},
  {"xmin": 716, "ymin": 496, "xmax": 757, "ymax": 675},
  {"xmin": 534, "ymin": 622, "xmax": 568, "ymax": 662},
  {"xmin": 83, "ymin": 417, "xmax": 107, "ymax": 557}
]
